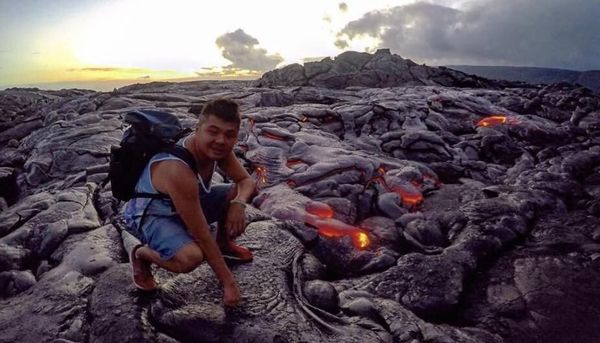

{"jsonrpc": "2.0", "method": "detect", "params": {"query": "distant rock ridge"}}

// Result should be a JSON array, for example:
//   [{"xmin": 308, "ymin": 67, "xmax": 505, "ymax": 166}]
[
  {"xmin": 254, "ymin": 49, "xmax": 524, "ymax": 89},
  {"xmin": 447, "ymin": 65, "xmax": 600, "ymax": 93}
]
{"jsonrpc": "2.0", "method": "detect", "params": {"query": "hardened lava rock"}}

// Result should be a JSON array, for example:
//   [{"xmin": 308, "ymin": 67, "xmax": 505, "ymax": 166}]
[{"xmin": 1, "ymin": 52, "xmax": 600, "ymax": 342}]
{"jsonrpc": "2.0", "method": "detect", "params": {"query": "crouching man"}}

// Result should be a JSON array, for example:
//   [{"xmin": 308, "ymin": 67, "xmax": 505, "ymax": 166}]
[{"xmin": 123, "ymin": 98, "xmax": 256, "ymax": 306}]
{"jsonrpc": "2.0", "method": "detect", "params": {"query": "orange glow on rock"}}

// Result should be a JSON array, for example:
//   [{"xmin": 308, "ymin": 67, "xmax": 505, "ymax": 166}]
[
  {"xmin": 370, "ymin": 167, "xmax": 424, "ymax": 207},
  {"xmin": 402, "ymin": 193, "xmax": 423, "ymax": 206},
  {"xmin": 355, "ymin": 231, "xmax": 370, "ymax": 249},
  {"xmin": 262, "ymin": 132, "xmax": 288, "ymax": 141},
  {"xmin": 255, "ymin": 166, "xmax": 268, "ymax": 186},
  {"xmin": 308, "ymin": 217, "xmax": 370, "ymax": 250},
  {"xmin": 305, "ymin": 201, "xmax": 334, "ymax": 219},
  {"xmin": 286, "ymin": 159, "xmax": 304, "ymax": 168},
  {"xmin": 476, "ymin": 115, "xmax": 519, "ymax": 127},
  {"xmin": 390, "ymin": 185, "xmax": 424, "ymax": 206}
]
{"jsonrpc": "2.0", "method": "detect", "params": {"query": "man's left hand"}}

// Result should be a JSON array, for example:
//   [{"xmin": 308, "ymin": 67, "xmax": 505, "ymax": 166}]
[{"xmin": 225, "ymin": 202, "xmax": 246, "ymax": 238}]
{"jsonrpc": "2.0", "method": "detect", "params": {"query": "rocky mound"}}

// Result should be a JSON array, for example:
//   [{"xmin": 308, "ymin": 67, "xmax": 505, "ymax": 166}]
[
  {"xmin": 253, "ymin": 49, "xmax": 524, "ymax": 90},
  {"xmin": 1, "ymin": 57, "xmax": 600, "ymax": 343}
]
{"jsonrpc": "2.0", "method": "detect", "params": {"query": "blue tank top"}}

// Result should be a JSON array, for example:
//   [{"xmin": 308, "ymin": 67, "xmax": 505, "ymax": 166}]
[{"xmin": 123, "ymin": 136, "xmax": 216, "ymax": 231}]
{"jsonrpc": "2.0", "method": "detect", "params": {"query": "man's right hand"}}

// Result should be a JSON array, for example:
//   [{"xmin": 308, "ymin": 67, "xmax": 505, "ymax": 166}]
[{"xmin": 223, "ymin": 281, "xmax": 241, "ymax": 307}]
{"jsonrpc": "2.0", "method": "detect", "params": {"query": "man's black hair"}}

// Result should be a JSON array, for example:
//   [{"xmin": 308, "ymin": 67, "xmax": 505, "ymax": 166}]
[{"xmin": 198, "ymin": 98, "xmax": 241, "ymax": 126}]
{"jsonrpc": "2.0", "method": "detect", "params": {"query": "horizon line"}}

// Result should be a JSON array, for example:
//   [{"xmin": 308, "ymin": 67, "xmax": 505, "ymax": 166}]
[{"xmin": 1, "ymin": 75, "xmax": 260, "ymax": 92}]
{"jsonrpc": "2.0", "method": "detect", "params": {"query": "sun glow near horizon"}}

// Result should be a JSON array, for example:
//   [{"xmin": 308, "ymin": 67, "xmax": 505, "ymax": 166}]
[
  {"xmin": 2, "ymin": 0, "xmax": 414, "ymax": 89},
  {"xmin": 68, "ymin": 1, "xmax": 227, "ymax": 72},
  {"xmin": 65, "ymin": 0, "xmax": 401, "ymax": 72}
]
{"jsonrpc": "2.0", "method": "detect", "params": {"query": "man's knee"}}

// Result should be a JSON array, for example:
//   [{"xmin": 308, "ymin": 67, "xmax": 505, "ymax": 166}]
[{"xmin": 171, "ymin": 244, "xmax": 204, "ymax": 273}]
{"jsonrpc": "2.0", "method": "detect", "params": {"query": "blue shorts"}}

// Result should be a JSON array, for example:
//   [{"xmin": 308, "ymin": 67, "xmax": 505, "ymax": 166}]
[{"xmin": 138, "ymin": 183, "xmax": 233, "ymax": 260}]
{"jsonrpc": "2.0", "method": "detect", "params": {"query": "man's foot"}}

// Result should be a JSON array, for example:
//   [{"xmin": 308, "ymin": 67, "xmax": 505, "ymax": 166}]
[
  {"xmin": 221, "ymin": 241, "xmax": 253, "ymax": 263},
  {"xmin": 130, "ymin": 244, "xmax": 157, "ymax": 291}
]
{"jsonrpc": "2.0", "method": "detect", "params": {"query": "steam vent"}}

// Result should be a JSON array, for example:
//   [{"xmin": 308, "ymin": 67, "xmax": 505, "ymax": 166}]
[{"xmin": 1, "ymin": 50, "xmax": 600, "ymax": 343}]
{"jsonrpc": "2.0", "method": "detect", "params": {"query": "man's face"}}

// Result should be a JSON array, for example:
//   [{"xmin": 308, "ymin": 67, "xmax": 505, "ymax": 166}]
[{"xmin": 195, "ymin": 114, "xmax": 239, "ymax": 160}]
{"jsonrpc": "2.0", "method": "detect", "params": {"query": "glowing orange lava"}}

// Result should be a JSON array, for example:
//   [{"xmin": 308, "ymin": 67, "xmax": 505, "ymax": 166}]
[
  {"xmin": 286, "ymin": 159, "xmax": 304, "ymax": 168},
  {"xmin": 355, "ymin": 231, "xmax": 370, "ymax": 249},
  {"xmin": 391, "ymin": 186, "xmax": 424, "ymax": 206},
  {"xmin": 307, "ymin": 217, "xmax": 370, "ymax": 249},
  {"xmin": 305, "ymin": 201, "xmax": 334, "ymax": 219},
  {"xmin": 262, "ymin": 132, "xmax": 288, "ymax": 141},
  {"xmin": 255, "ymin": 166, "xmax": 268, "ymax": 186},
  {"xmin": 476, "ymin": 115, "xmax": 519, "ymax": 127},
  {"xmin": 317, "ymin": 223, "xmax": 370, "ymax": 249},
  {"xmin": 369, "ymin": 166, "xmax": 425, "ymax": 207}
]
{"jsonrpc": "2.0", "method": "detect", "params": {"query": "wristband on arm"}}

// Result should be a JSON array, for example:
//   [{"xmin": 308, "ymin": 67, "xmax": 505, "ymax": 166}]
[{"xmin": 230, "ymin": 199, "xmax": 247, "ymax": 208}]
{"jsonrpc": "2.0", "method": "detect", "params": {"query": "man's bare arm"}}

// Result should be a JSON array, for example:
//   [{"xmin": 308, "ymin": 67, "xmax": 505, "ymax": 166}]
[
  {"xmin": 219, "ymin": 151, "xmax": 256, "ymax": 202},
  {"xmin": 152, "ymin": 160, "xmax": 236, "ymax": 286},
  {"xmin": 218, "ymin": 152, "xmax": 256, "ymax": 236}
]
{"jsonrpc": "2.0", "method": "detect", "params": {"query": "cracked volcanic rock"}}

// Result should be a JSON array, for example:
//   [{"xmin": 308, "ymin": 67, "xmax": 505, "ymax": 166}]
[{"xmin": 1, "ymin": 51, "xmax": 600, "ymax": 343}]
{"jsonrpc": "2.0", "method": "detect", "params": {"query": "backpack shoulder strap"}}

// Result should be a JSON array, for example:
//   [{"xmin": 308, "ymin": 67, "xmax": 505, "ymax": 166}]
[
  {"xmin": 130, "ymin": 145, "xmax": 198, "ymax": 200},
  {"xmin": 162, "ymin": 145, "xmax": 199, "ymax": 175}
]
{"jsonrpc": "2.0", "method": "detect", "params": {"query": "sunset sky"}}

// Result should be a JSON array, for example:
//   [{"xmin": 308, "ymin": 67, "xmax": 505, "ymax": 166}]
[{"xmin": 1, "ymin": 0, "xmax": 598, "ymax": 90}]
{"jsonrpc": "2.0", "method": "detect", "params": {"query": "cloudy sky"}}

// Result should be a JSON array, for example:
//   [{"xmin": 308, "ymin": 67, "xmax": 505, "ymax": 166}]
[{"xmin": 1, "ymin": 0, "xmax": 598, "ymax": 90}]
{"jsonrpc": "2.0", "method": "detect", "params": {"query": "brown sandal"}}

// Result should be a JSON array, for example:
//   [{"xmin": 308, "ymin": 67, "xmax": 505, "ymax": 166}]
[
  {"xmin": 130, "ymin": 244, "xmax": 157, "ymax": 291},
  {"xmin": 221, "ymin": 242, "xmax": 253, "ymax": 263}
]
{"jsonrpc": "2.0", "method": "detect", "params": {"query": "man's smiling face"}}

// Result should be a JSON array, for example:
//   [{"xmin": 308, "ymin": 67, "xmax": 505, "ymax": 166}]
[{"xmin": 195, "ymin": 114, "xmax": 239, "ymax": 161}]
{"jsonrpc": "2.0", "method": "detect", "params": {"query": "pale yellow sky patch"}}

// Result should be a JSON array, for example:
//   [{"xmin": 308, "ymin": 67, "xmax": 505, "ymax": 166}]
[{"xmin": 0, "ymin": 0, "xmax": 421, "ymax": 89}]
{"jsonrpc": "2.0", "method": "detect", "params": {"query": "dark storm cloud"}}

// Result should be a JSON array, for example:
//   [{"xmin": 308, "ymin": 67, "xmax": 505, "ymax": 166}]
[
  {"xmin": 336, "ymin": 0, "xmax": 600, "ymax": 70},
  {"xmin": 215, "ymin": 29, "xmax": 283, "ymax": 71}
]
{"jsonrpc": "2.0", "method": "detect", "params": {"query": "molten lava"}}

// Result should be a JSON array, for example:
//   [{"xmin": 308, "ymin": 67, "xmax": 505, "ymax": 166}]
[
  {"xmin": 310, "ymin": 218, "xmax": 371, "ymax": 250},
  {"xmin": 303, "ymin": 206, "xmax": 371, "ymax": 250},
  {"xmin": 255, "ymin": 166, "xmax": 268, "ymax": 187},
  {"xmin": 395, "ymin": 188, "xmax": 423, "ymax": 205},
  {"xmin": 368, "ymin": 166, "xmax": 425, "ymax": 207},
  {"xmin": 355, "ymin": 231, "xmax": 370, "ymax": 249},
  {"xmin": 286, "ymin": 159, "xmax": 304, "ymax": 168},
  {"xmin": 262, "ymin": 132, "xmax": 288, "ymax": 141},
  {"xmin": 305, "ymin": 201, "xmax": 334, "ymax": 219},
  {"xmin": 476, "ymin": 115, "xmax": 519, "ymax": 127}
]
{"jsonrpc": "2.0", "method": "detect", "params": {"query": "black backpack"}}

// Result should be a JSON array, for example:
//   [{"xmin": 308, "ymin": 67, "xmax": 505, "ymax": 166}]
[{"xmin": 109, "ymin": 110, "xmax": 198, "ymax": 201}]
